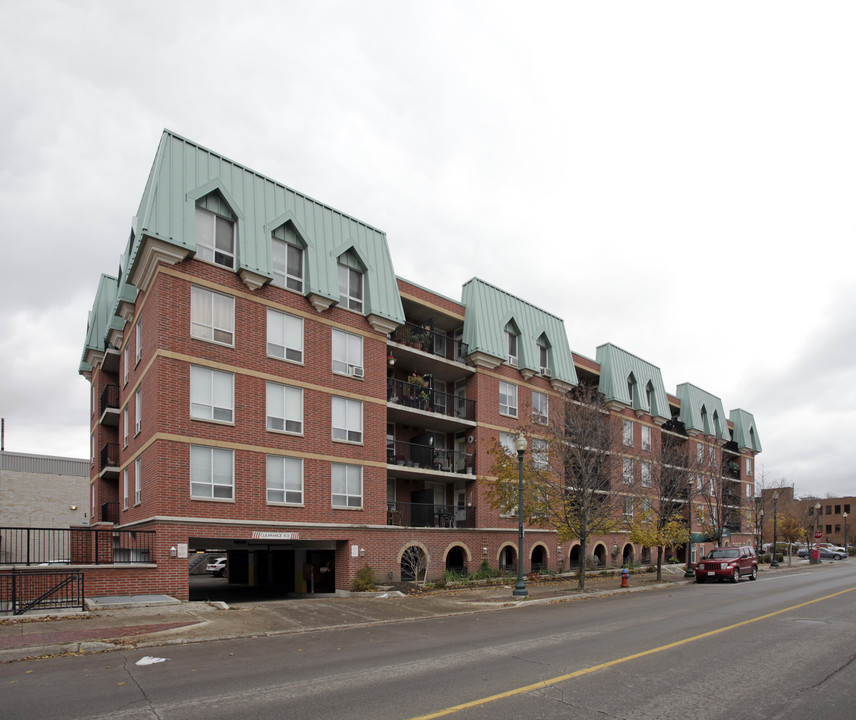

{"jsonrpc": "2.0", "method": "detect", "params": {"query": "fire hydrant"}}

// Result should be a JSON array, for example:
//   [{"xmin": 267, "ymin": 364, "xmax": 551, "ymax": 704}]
[{"xmin": 620, "ymin": 568, "xmax": 629, "ymax": 588}]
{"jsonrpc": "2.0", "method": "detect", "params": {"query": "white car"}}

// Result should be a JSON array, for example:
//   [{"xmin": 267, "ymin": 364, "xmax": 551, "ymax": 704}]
[{"xmin": 206, "ymin": 557, "xmax": 227, "ymax": 577}]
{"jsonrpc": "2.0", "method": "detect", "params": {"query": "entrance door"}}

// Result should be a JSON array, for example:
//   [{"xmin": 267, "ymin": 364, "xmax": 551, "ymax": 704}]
[
  {"xmin": 454, "ymin": 481, "xmax": 466, "ymax": 526},
  {"xmin": 411, "ymin": 488, "xmax": 434, "ymax": 527}
]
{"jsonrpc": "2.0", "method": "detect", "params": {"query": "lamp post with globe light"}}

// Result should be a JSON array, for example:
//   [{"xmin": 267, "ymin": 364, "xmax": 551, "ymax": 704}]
[
  {"xmin": 771, "ymin": 491, "xmax": 779, "ymax": 568},
  {"xmin": 512, "ymin": 433, "xmax": 528, "ymax": 598}
]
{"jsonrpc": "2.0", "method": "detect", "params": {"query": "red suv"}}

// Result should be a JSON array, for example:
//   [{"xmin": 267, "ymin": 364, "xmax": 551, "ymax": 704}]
[{"xmin": 695, "ymin": 545, "xmax": 758, "ymax": 583}]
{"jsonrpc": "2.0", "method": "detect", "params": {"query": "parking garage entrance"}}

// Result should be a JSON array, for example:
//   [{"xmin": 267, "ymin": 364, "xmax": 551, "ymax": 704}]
[{"xmin": 188, "ymin": 536, "xmax": 338, "ymax": 602}]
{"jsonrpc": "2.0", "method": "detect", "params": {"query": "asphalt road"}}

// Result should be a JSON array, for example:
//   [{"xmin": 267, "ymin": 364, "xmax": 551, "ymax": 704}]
[{"xmin": 3, "ymin": 563, "xmax": 855, "ymax": 720}]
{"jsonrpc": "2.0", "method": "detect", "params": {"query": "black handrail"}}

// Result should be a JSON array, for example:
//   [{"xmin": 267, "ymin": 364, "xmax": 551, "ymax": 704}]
[{"xmin": 387, "ymin": 378, "xmax": 475, "ymax": 420}]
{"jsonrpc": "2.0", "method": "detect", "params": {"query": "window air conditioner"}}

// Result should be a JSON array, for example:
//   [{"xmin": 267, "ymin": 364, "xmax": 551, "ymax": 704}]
[
  {"xmin": 508, "ymin": 356, "xmax": 518, "ymax": 367},
  {"xmin": 349, "ymin": 365, "xmax": 365, "ymax": 378},
  {"xmin": 541, "ymin": 367, "xmax": 552, "ymax": 377}
]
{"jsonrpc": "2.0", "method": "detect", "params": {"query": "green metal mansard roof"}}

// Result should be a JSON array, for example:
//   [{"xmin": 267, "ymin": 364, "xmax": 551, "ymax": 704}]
[
  {"xmin": 730, "ymin": 409, "xmax": 762, "ymax": 452},
  {"xmin": 128, "ymin": 130, "xmax": 404, "ymax": 324},
  {"xmin": 675, "ymin": 382, "xmax": 730, "ymax": 443},
  {"xmin": 460, "ymin": 278, "xmax": 577, "ymax": 385},
  {"xmin": 79, "ymin": 273, "xmax": 118, "ymax": 373},
  {"xmin": 595, "ymin": 343, "xmax": 670, "ymax": 421}
]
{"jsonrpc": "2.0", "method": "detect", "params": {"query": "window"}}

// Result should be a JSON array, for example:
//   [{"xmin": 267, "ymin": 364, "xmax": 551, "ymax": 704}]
[
  {"xmin": 641, "ymin": 425, "xmax": 651, "ymax": 451},
  {"xmin": 624, "ymin": 497, "xmax": 634, "ymax": 517},
  {"xmin": 499, "ymin": 431, "xmax": 517, "ymax": 456},
  {"xmin": 532, "ymin": 438, "xmax": 548, "ymax": 469},
  {"xmin": 338, "ymin": 263, "xmax": 363, "ymax": 312},
  {"xmin": 135, "ymin": 389, "xmax": 142, "ymax": 434},
  {"xmin": 641, "ymin": 461, "xmax": 651, "ymax": 487},
  {"xmin": 266, "ymin": 382, "xmax": 303, "ymax": 434},
  {"xmin": 123, "ymin": 469, "xmax": 129, "ymax": 510},
  {"xmin": 332, "ymin": 329, "xmax": 364, "ymax": 377},
  {"xmin": 123, "ymin": 408, "xmax": 129, "ymax": 447},
  {"xmin": 746, "ymin": 457, "xmax": 753, "ymax": 476},
  {"xmin": 332, "ymin": 463, "xmax": 362, "ymax": 508},
  {"xmin": 123, "ymin": 347, "xmax": 129, "ymax": 385},
  {"xmin": 195, "ymin": 207, "xmax": 235, "ymax": 269},
  {"xmin": 190, "ymin": 366, "xmax": 234, "ymax": 423},
  {"xmin": 134, "ymin": 457, "xmax": 141, "ymax": 504},
  {"xmin": 532, "ymin": 390, "xmax": 549, "ymax": 424},
  {"xmin": 623, "ymin": 458, "xmax": 634, "ymax": 484},
  {"xmin": 332, "ymin": 397, "xmax": 363, "ymax": 443},
  {"xmin": 191, "ymin": 286, "xmax": 234, "ymax": 345},
  {"xmin": 267, "ymin": 308, "xmax": 303, "ymax": 362},
  {"xmin": 708, "ymin": 446, "xmax": 715, "ymax": 466},
  {"xmin": 826, "ymin": 505, "xmax": 833, "ymax": 515},
  {"xmin": 696, "ymin": 474, "xmax": 703, "ymax": 491},
  {"xmin": 697, "ymin": 443, "xmax": 704, "ymax": 464},
  {"xmin": 846, "ymin": 504, "xmax": 851, "ymax": 514},
  {"xmin": 135, "ymin": 321, "xmax": 142, "ymax": 365},
  {"xmin": 506, "ymin": 329, "xmax": 518, "ymax": 367},
  {"xmin": 623, "ymin": 420, "xmax": 634, "ymax": 447},
  {"xmin": 746, "ymin": 484, "xmax": 752, "ymax": 497},
  {"xmin": 266, "ymin": 455, "xmax": 303, "ymax": 504},
  {"xmin": 90, "ymin": 435, "xmax": 95, "ymax": 466},
  {"xmin": 538, "ymin": 337, "xmax": 550, "ymax": 375},
  {"xmin": 835, "ymin": 505, "xmax": 841, "ymax": 514},
  {"xmin": 826, "ymin": 524, "xmax": 833, "ymax": 535},
  {"xmin": 499, "ymin": 381, "xmax": 518, "ymax": 417},
  {"xmin": 709, "ymin": 477, "xmax": 715, "ymax": 495},
  {"xmin": 271, "ymin": 228, "xmax": 304, "ymax": 291},
  {"xmin": 190, "ymin": 445, "xmax": 234, "ymax": 499}
]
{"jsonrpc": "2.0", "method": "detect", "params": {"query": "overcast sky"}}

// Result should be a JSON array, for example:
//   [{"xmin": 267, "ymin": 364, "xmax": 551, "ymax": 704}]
[{"xmin": 1, "ymin": 1, "xmax": 854, "ymax": 499}]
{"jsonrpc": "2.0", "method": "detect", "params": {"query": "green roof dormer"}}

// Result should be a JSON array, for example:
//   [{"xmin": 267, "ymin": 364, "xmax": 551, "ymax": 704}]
[
  {"xmin": 127, "ymin": 130, "xmax": 404, "ymax": 332},
  {"xmin": 460, "ymin": 278, "xmax": 577, "ymax": 387},
  {"xmin": 730, "ymin": 409, "xmax": 762, "ymax": 453},
  {"xmin": 596, "ymin": 343, "xmax": 670, "ymax": 422},
  {"xmin": 79, "ymin": 273, "xmax": 118, "ymax": 377},
  {"xmin": 676, "ymin": 382, "xmax": 730, "ymax": 442}
]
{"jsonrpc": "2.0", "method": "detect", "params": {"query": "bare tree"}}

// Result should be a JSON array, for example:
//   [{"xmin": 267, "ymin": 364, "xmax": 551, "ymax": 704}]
[
  {"xmin": 484, "ymin": 384, "xmax": 623, "ymax": 591},
  {"xmin": 401, "ymin": 545, "xmax": 428, "ymax": 587}
]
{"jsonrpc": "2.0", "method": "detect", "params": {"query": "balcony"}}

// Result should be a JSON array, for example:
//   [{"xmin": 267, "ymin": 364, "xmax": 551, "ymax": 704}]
[
  {"xmin": 387, "ymin": 501, "xmax": 477, "ymax": 528},
  {"xmin": 388, "ymin": 324, "xmax": 473, "ymax": 386},
  {"xmin": 387, "ymin": 440, "xmax": 474, "ymax": 476},
  {"xmin": 99, "ymin": 442, "xmax": 120, "ymax": 479},
  {"xmin": 100, "ymin": 502, "xmax": 119, "ymax": 524},
  {"xmin": 387, "ymin": 378, "xmax": 475, "ymax": 432},
  {"xmin": 390, "ymin": 322, "xmax": 468, "ymax": 362},
  {"xmin": 99, "ymin": 384, "xmax": 120, "ymax": 426}
]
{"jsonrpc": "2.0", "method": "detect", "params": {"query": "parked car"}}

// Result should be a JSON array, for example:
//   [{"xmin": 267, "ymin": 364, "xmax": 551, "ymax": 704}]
[
  {"xmin": 819, "ymin": 543, "xmax": 846, "ymax": 553},
  {"xmin": 206, "ymin": 557, "xmax": 227, "ymax": 577},
  {"xmin": 797, "ymin": 547, "xmax": 847, "ymax": 560},
  {"xmin": 695, "ymin": 545, "xmax": 758, "ymax": 583}
]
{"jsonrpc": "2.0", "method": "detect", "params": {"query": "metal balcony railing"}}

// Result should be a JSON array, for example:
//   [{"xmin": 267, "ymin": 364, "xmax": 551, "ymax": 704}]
[
  {"xmin": 389, "ymin": 322, "xmax": 468, "ymax": 362},
  {"xmin": 386, "ymin": 502, "xmax": 476, "ymax": 528},
  {"xmin": 100, "ymin": 443, "xmax": 120, "ymax": 471},
  {"xmin": 387, "ymin": 378, "xmax": 475, "ymax": 420},
  {"xmin": 387, "ymin": 440, "xmax": 474, "ymax": 474},
  {"xmin": 100, "ymin": 502, "xmax": 120, "ymax": 524},
  {"xmin": 99, "ymin": 384, "xmax": 120, "ymax": 415}
]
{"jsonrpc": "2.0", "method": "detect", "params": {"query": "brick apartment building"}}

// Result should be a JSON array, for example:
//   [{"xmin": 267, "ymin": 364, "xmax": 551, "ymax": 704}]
[
  {"xmin": 758, "ymin": 487, "xmax": 854, "ymax": 549},
  {"xmin": 77, "ymin": 130, "xmax": 762, "ymax": 599}
]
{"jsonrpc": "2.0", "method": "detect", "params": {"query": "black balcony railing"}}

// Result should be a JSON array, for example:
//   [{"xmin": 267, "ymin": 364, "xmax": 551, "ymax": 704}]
[
  {"xmin": 100, "ymin": 442, "xmax": 120, "ymax": 471},
  {"xmin": 387, "ymin": 440, "xmax": 474, "ymax": 474},
  {"xmin": 387, "ymin": 502, "xmax": 476, "ymax": 528},
  {"xmin": 390, "ymin": 322, "xmax": 468, "ymax": 362},
  {"xmin": 0, "ymin": 526, "xmax": 155, "ymax": 565},
  {"xmin": 0, "ymin": 569, "xmax": 85, "ymax": 615},
  {"xmin": 100, "ymin": 384, "xmax": 120, "ymax": 415},
  {"xmin": 387, "ymin": 378, "xmax": 475, "ymax": 421},
  {"xmin": 100, "ymin": 502, "xmax": 120, "ymax": 524}
]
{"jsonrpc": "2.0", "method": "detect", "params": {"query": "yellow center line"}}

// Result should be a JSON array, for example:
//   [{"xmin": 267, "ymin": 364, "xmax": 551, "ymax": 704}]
[{"xmin": 409, "ymin": 586, "xmax": 856, "ymax": 719}]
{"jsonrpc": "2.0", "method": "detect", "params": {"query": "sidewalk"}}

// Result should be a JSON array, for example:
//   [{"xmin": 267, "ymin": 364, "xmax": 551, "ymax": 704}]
[{"xmin": 0, "ymin": 563, "xmax": 807, "ymax": 663}]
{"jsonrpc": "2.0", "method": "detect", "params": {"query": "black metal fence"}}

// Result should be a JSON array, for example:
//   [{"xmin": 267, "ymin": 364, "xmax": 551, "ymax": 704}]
[
  {"xmin": 0, "ymin": 526, "xmax": 155, "ymax": 565},
  {"xmin": 389, "ymin": 322, "xmax": 468, "ymax": 362},
  {"xmin": 0, "ymin": 569, "xmax": 84, "ymax": 615},
  {"xmin": 387, "ymin": 502, "xmax": 476, "ymax": 529},
  {"xmin": 387, "ymin": 378, "xmax": 475, "ymax": 421},
  {"xmin": 100, "ymin": 442, "xmax": 120, "ymax": 471},
  {"xmin": 100, "ymin": 383, "xmax": 119, "ymax": 414},
  {"xmin": 387, "ymin": 440, "xmax": 474, "ymax": 474}
]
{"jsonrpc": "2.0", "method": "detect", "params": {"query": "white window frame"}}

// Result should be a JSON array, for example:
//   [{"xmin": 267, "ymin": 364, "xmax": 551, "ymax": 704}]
[
  {"xmin": 641, "ymin": 461, "xmax": 651, "ymax": 487},
  {"xmin": 499, "ymin": 381, "xmax": 518, "ymax": 418},
  {"xmin": 272, "ymin": 236, "xmax": 304, "ymax": 292},
  {"xmin": 134, "ymin": 457, "xmax": 141, "ymax": 505},
  {"xmin": 191, "ymin": 286, "xmax": 235, "ymax": 346},
  {"xmin": 332, "ymin": 328, "xmax": 364, "ymax": 377},
  {"xmin": 624, "ymin": 497, "xmax": 634, "ymax": 517},
  {"xmin": 332, "ymin": 397, "xmax": 363, "ymax": 443},
  {"xmin": 532, "ymin": 438, "xmax": 548, "ymax": 470},
  {"xmin": 123, "ymin": 407, "xmax": 129, "ymax": 447},
  {"xmin": 266, "ymin": 455, "xmax": 304, "ymax": 504},
  {"xmin": 123, "ymin": 468, "xmax": 129, "ymax": 510},
  {"xmin": 266, "ymin": 382, "xmax": 303, "ymax": 435},
  {"xmin": 708, "ymin": 446, "xmax": 716, "ymax": 466},
  {"xmin": 641, "ymin": 425, "xmax": 651, "ymax": 451},
  {"xmin": 90, "ymin": 435, "xmax": 95, "ymax": 466},
  {"xmin": 190, "ymin": 366, "xmax": 234, "ymax": 423},
  {"xmin": 506, "ymin": 331, "xmax": 518, "ymax": 367},
  {"xmin": 532, "ymin": 390, "xmax": 548, "ymax": 424},
  {"xmin": 266, "ymin": 308, "xmax": 303, "ymax": 363},
  {"xmin": 135, "ymin": 389, "xmax": 142, "ymax": 435},
  {"xmin": 623, "ymin": 457, "xmax": 634, "ymax": 484},
  {"xmin": 746, "ymin": 457, "xmax": 753, "ymax": 476},
  {"xmin": 499, "ymin": 431, "xmax": 517, "ymax": 457},
  {"xmin": 697, "ymin": 442, "xmax": 705, "ymax": 464},
  {"xmin": 135, "ymin": 320, "xmax": 142, "ymax": 366},
  {"xmin": 331, "ymin": 462, "xmax": 363, "ymax": 508},
  {"xmin": 123, "ymin": 347, "xmax": 129, "ymax": 386},
  {"xmin": 338, "ymin": 263, "xmax": 363, "ymax": 312},
  {"xmin": 195, "ymin": 206, "xmax": 235, "ymax": 269},
  {"xmin": 623, "ymin": 419, "xmax": 634, "ymax": 447},
  {"xmin": 190, "ymin": 445, "xmax": 234, "ymax": 500}
]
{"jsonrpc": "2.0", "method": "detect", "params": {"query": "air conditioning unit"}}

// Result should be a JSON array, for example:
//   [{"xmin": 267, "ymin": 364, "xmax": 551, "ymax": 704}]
[
  {"xmin": 541, "ymin": 367, "xmax": 552, "ymax": 377},
  {"xmin": 508, "ymin": 355, "xmax": 518, "ymax": 367},
  {"xmin": 349, "ymin": 365, "xmax": 365, "ymax": 378}
]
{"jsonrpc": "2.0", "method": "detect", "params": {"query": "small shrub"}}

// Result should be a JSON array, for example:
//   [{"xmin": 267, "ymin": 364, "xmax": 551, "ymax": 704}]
[
  {"xmin": 667, "ymin": 557, "xmax": 680, "ymax": 564},
  {"xmin": 351, "ymin": 564, "xmax": 376, "ymax": 592}
]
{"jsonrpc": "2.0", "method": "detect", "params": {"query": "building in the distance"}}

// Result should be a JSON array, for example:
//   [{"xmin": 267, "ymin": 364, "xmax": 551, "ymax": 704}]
[
  {"xmin": 76, "ymin": 130, "xmax": 762, "ymax": 599},
  {"xmin": 758, "ymin": 487, "xmax": 853, "ymax": 549}
]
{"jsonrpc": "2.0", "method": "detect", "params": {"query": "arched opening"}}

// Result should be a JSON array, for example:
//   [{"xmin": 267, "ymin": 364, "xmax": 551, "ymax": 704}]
[
  {"xmin": 530, "ymin": 545, "xmax": 547, "ymax": 573},
  {"xmin": 622, "ymin": 543, "xmax": 634, "ymax": 566},
  {"xmin": 593, "ymin": 543, "xmax": 607, "ymax": 568},
  {"xmin": 641, "ymin": 546, "xmax": 652, "ymax": 565},
  {"xmin": 445, "ymin": 545, "xmax": 467, "ymax": 577},
  {"xmin": 499, "ymin": 545, "xmax": 517, "ymax": 573},
  {"xmin": 401, "ymin": 545, "xmax": 427, "ymax": 583},
  {"xmin": 568, "ymin": 544, "xmax": 582, "ymax": 569}
]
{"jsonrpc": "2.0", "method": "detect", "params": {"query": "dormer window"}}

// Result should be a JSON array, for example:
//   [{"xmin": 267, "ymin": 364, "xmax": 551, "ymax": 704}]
[
  {"xmin": 272, "ymin": 225, "xmax": 304, "ymax": 292},
  {"xmin": 537, "ymin": 334, "xmax": 551, "ymax": 376},
  {"xmin": 195, "ymin": 207, "xmax": 235, "ymax": 269},
  {"xmin": 506, "ymin": 323, "xmax": 518, "ymax": 367},
  {"xmin": 338, "ymin": 254, "xmax": 363, "ymax": 312},
  {"xmin": 627, "ymin": 373, "xmax": 637, "ymax": 407}
]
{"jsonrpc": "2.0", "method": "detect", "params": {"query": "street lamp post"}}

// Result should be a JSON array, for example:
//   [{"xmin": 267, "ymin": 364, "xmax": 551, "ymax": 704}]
[
  {"xmin": 812, "ymin": 501, "xmax": 821, "ymax": 565},
  {"xmin": 844, "ymin": 512, "xmax": 848, "ymax": 556},
  {"xmin": 759, "ymin": 509, "xmax": 764, "ymax": 554},
  {"xmin": 513, "ymin": 433, "xmax": 528, "ymax": 598},
  {"xmin": 684, "ymin": 476, "xmax": 695, "ymax": 578},
  {"xmin": 771, "ymin": 491, "xmax": 779, "ymax": 568}
]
